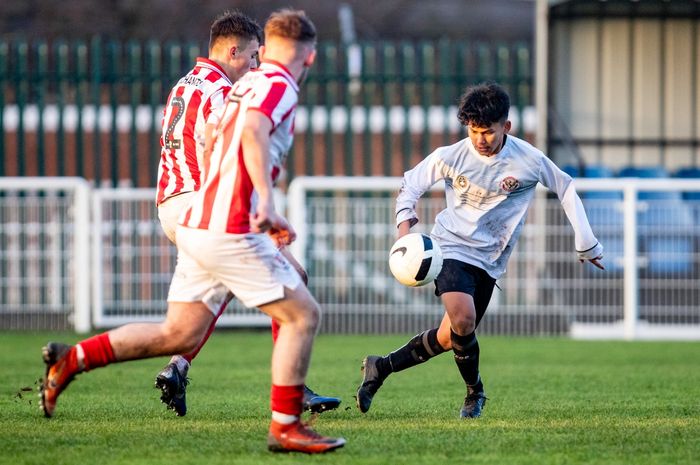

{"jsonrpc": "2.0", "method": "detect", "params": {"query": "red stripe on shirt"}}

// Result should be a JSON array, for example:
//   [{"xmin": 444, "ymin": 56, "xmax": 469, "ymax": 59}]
[
  {"xmin": 227, "ymin": 145, "xmax": 254, "ymax": 234},
  {"xmin": 254, "ymin": 82, "xmax": 287, "ymax": 123},
  {"xmin": 197, "ymin": 104, "xmax": 241, "ymax": 229}
]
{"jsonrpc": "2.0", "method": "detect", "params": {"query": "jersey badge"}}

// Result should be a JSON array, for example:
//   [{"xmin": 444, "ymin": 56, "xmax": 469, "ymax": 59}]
[{"xmin": 500, "ymin": 176, "xmax": 520, "ymax": 192}]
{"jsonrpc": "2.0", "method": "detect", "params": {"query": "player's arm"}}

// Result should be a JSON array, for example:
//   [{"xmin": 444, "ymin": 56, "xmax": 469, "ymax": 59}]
[
  {"xmin": 395, "ymin": 150, "xmax": 447, "ymax": 238},
  {"xmin": 241, "ymin": 110, "xmax": 295, "ymax": 241},
  {"xmin": 538, "ymin": 156, "xmax": 604, "ymax": 270}
]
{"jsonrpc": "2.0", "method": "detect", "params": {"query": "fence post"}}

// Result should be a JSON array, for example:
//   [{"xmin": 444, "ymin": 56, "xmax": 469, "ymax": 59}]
[
  {"xmin": 73, "ymin": 178, "xmax": 92, "ymax": 333},
  {"xmin": 623, "ymin": 181, "xmax": 639, "ymax": 340},
  {"xmin": 128, "ymin": 41, "xmax": 141, "ymax": 186},
  {"xmin": 75, "ymin": 41, "xmax": 88, "ymax": 178},
  {"xmin": 55, "ymin": 40, "xmax": 69, "ymax": 176},
  {"xmin": 91, "ymin": 36, "xmax": 103, "ymax": 183},
  {"xmin": 36, "ymin": 41, "xmax": 48, "ymax": 176},
  {"xmin": 16, "ymin": 41, "xmax": 28, "ymax": 175},
  {"xmin": 0, "ymin": 41, "xmax": 7, "ymax": 175}
]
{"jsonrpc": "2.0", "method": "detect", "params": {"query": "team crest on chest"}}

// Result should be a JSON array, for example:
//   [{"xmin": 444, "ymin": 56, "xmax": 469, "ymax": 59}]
[
  {"xmin": 456, "ymin": 176, "xmax": 468, "ymax": 188},
  {"xmin": 500, "ymin": 176, "xmax": 520, "ymax": 192}
]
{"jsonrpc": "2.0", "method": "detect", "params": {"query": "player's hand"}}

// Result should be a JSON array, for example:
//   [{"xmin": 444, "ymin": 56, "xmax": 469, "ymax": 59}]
[
  {"xmin": 580, "ymin": 255, "xmax": 605, "ymax": 270},
  {"xmin": 269, "ymin": 228, "xmax": 294, "ymax": 247},
  {"xmin": 249, "ymin": 201, "xmax": 275, "ymax": 232},
  {"xmin": 250, "ymin": 203, "xmax": 296, "ymax": 242}
]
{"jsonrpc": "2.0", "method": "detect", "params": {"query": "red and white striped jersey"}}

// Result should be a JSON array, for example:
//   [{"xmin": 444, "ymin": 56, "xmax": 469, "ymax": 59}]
[
  {"xmin": 180, "ymin": 61, "xmax": 298, "ymax": 234},
  {"xmin": 156, "ymin": 57, "xmax": 232, "ymax": 206}
]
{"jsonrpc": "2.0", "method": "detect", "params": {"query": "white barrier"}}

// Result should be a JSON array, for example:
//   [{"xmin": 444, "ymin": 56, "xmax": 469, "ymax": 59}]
[
  {"xmin": 0, "ymin": 177, "xmax": 91, "ymax": 332},
  {"xmin": 1, "ymin": 176, "xmax": 699, "ymax": 338},
  {"xmin": 288, "ymin": 176, "xmax": 700, "ymax": 340}
]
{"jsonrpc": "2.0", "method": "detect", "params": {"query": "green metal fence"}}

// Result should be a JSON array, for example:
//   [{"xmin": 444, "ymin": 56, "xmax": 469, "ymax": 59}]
[{"xmin": 0, "ymin": 38, "xmax": 533, "ymax": 187}]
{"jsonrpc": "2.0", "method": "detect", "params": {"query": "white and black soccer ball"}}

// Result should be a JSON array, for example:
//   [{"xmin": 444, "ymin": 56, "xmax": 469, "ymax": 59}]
[{"xmin": 388, "ymin": 233, "xmax": 443, "ymax": 287}]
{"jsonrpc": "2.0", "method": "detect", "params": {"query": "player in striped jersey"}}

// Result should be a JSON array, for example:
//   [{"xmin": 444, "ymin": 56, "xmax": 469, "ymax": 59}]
[
  {"xmin": 356, "ymin": 82, "xmax": 605, "ymax": 419},
  {"xmin": 174, "ymin": 9, "xmax": 344, "ymax": 452},
  {"xmin": 152, "ymin": 9, "xmax": 261, "ymax": 417},
  {"xmin": 154, "ymin": 11, "xmax": 339, "ymax": 418},
  {"xmin": 39, "ymin": 9, "xmax": 345, "ymax": 454}
]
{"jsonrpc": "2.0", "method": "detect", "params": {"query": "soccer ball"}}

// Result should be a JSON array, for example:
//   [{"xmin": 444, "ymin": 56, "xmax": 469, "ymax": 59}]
[{"xmin": 388, "ymin": 233, "xmax": 443, "ymax": 287}]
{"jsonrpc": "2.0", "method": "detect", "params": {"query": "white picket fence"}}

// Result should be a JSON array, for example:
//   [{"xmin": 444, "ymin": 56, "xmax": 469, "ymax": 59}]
[{"xmin": 1, "ymin": 176, "xmax": 699, "ymax": 339}]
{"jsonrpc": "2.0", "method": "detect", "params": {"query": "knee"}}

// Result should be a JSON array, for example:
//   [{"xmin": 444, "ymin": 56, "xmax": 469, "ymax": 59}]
[
  {"xmin": 299, "ymin": 300, "xmax": 320, "ymax": 333},
  {"xmin": 450, "ymin": 314, "xmax": 476, "ymax": 336}
]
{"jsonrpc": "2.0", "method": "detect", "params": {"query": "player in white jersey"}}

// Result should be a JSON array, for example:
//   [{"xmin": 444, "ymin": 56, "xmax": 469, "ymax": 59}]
[
  {"xmin": 38, "ymin": 9, "xmax": 345, "ymax": 455},
  {"xmin": 153, "ymin": 10, "xmax": 339, "ymax": 418},
  {"xmin": 356, "ymin": 82, "xmax": 604, "ymax": 418}
]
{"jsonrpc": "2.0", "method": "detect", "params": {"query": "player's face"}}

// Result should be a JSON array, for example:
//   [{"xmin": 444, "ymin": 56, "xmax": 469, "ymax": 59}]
[
  {"xmin": 229, "ymin": 39, "xmax": 260, "ymax": 81},
  {"xmin": 467, "ymin": 120, "xmax": 511, "ymax": 157}
]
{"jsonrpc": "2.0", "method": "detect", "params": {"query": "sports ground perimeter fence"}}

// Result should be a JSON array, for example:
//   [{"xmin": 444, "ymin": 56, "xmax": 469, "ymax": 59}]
[
  {"xmin": 0, "ymin": 38, "xmax": 534, "ymax": 185},
  {"xmin": 1, "ymin": 176, "xmax": 699, "ymax": 339}
]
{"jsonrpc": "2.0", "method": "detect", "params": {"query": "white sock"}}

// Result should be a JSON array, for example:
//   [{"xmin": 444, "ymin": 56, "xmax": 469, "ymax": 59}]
[
  {"xmin": 170, "ymin": 355, "xmax": 190, "ymax": 376},
  {"xmin": 75, "ymin": 344, "xmax": 86, "ymax": 371},
  {"xmin": 271, "ymin": 411, "xmax": 298, "ymax": 425}
]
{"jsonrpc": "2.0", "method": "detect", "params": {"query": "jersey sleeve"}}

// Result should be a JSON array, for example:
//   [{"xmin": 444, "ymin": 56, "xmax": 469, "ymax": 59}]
[
  {"xmin": 538, "ymin": 155, "xmax": 603, "ymax": 259},
  {"xmin": 395, "ymin": 149, "xmax": 449, "ymax": 227},
  {"xmin": 247, "ymin": 80, "xmax": 296, "ymax": 129}
]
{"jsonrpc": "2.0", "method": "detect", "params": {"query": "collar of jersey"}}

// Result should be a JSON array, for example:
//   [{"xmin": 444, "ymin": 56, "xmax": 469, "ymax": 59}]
[
  {"xmin": 195, "ymin": 57, "xmax": 232, "ymax": 85},
  {"xmin": 466, "ymin": 136, "xmax": 510, "ymax": 163},
  {"xmin": 259, "ymin": 60, "xmax": 299, "ymax": 92}
]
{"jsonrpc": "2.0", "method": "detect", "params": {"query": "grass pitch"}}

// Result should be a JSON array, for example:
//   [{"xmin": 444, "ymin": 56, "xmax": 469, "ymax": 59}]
[{"xmin": 1, "ymin": 331, "xmax": 699, "ymax": 465}]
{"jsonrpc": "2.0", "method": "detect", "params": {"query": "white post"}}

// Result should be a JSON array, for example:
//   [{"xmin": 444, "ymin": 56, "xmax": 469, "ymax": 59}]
[
  {"xmin": 91, "ymin": 190, "xmax": 105, "ymax": 329},
  {"xmin": 622, "ymin": 182, "xmax": 638, "ymax": 340},
  {"xmin": 72, "ymin": 179, "xmax": 92, "ymax": 333},
  {"xmin": 288, "ymin": 177, "xmax": 309, "ymax": 268},
  {"xmin": 535, "ymin": 0, "xmax": 549, "ymax": 152}
]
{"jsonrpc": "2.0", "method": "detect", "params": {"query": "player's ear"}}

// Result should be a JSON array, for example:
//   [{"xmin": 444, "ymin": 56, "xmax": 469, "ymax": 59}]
[
  {"xmin": 258, "ymin": 44, "xmax": 267, "ymax": 61},
  {"xmin": 229, "ymin": 46, "xmax": 238, "ymax": 58},
  {"xmin": 504, "ymin": 120, "xmax": 512, "ymax": 134},
  {"xmin": 303, "ymin": 48, "xmax": 317, "ymax": 68}
]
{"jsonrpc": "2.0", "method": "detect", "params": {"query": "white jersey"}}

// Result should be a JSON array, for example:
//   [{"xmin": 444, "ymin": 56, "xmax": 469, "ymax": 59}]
[
  {"xmin": 156, "ymin": 57, "xmax": 232, "ymax": 206},
  {"xmin": 180, "ymin": 61, "xmax": 298, "ymax": 234},
  {"xmin": 396, "ymin": 135, "xmax": 602, "ymax": 279}
]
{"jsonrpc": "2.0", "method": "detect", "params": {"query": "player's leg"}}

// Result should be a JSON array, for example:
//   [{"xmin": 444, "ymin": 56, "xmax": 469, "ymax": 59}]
[
  {"xmin": 210, "ymin": 233, "xmax": 344, "ymax": 453},
  {"xmin": 154, "ymin": 192, "xmax": 200, "ymax": 414},
  {"xmin": 440, "ymin": 291, "xmax": 486, "ymax": 417},
  {"xmin": 257, "ymin": 285, "xmax": 345, "ymax": 453},
  {"xmin": 276, "ymin": 246, "xmax": 341, "ymax": 413},
  {"xmin": 40, "ymin": 301, "xmax": 214, "ymax": 418},
  {"xmin": 356, "ymin": 325, "xmax": 447, "ymax": 413},
  {"xmin": 438, "ymin": 261, "xmax": 496, "ymax": 419},
  {"xmin": 155, "ymin": 291, "xmax": 233, "ymax": 416},
  {"xmin": 355, "ymin": 262, "xmax": 472, "ymax": 413}
]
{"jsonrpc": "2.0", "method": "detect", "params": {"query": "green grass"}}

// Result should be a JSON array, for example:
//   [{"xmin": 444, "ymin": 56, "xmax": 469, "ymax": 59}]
[{"xmin": 1, "ymin": 332, "xmax": 699, "ymax": 465}]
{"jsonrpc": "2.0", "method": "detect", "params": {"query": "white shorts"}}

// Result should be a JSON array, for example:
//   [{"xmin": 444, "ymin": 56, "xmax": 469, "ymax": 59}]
[
  {"xmin": 157, "ymin": 192, "xmax": 196, "ymax": 245},
  {"xmin": 168, "ymin": 226, "xmax": 302, "ymax": 311}
]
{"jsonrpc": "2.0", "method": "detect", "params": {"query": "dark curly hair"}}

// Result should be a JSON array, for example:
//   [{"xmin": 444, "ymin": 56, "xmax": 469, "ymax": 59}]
[
  {"xmin": 209, "ymin": 10, "xmax": 262, "ymax": 50},
  {"xmin": 457, "ymin": 82, "xmax": 510, "ymax": 127}
]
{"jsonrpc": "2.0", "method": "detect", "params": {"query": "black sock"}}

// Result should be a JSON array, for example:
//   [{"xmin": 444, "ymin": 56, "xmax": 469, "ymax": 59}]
[
  {"xmin": 450, "ymin": 329, "xmax": 482, "ymax": 388},
  {"xmin": 376, "ymin": 328, "xmax": 446, "ymax": 376}
]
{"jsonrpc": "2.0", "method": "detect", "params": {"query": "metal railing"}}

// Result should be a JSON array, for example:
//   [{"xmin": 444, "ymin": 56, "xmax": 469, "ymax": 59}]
[
  {"xmin": 4, "ymin": 176, "xmax": 696, "ymax": 339},
  {"xmin": 0, "ymin": 38, "xmax": 533, "ymax": 184}
]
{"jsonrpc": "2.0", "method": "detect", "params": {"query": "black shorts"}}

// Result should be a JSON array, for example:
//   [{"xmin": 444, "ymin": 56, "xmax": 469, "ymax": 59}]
[{"xmin": 434, "ymin": 259, "xmax": 497, "ymax": 328}]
